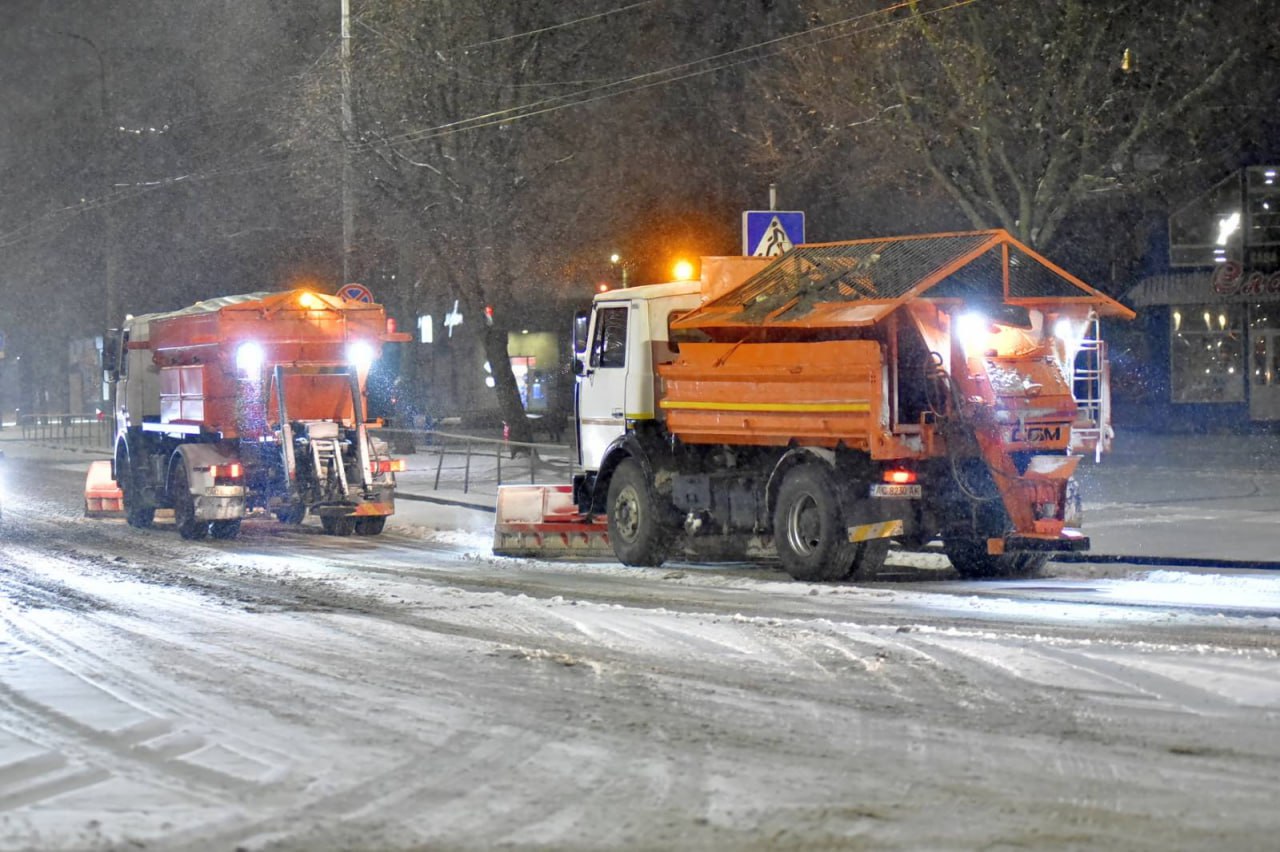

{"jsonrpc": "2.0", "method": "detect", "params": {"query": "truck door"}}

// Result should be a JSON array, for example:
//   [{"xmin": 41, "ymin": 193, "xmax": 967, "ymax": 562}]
[{"xmin": 578, "ymin": 304, "xmax": 630, "ymax": 470}]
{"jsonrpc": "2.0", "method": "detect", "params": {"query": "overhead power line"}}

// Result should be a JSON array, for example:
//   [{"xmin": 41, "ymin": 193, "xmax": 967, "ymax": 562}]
[{"xmin": 0, "ymin": 0, "xmax": 980, "ymax": 251}]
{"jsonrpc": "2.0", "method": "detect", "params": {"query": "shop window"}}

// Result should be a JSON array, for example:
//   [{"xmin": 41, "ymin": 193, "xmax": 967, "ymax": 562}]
[{"xmin": 1170, "ymin": 305, "xmax": 1245, "ymax": 403}]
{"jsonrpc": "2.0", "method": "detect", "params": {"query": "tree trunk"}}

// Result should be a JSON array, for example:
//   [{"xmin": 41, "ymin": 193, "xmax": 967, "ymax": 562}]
[{"xmin": 481, "ymin": 322, "xmax": 533, "ymax": 445}]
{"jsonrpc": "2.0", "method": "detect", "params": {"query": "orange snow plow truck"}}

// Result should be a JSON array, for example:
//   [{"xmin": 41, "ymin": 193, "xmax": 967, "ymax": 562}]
[
  {"xmin": 494, "ymin": 229, "xmax": 1134, "ymax": 580},
  {"xmin": 91, "ymin": 289, "xmax": 409, "ymax": 540}
]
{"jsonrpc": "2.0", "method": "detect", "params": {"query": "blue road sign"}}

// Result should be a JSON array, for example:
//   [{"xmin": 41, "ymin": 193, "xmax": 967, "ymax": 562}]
[
  {"xmin": 339, "ymin": 282, "xmax": 374, "ymax": 303},
  {"xmin": 742, "ymin": 210, "xmax": 805, "ymax": 257}
]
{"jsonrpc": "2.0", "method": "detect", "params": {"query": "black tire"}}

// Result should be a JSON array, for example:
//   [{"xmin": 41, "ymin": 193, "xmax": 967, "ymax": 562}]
[
  {"xmin": 321, "ymin": 515, "xmax": 355, "ymax": 537},
  {"xmin": 276, "ymin": 505, "xmax": 307, "ymax": 525},
  {"xmin": 847, "ymin": 539, "xmax": 891, "ymax": 582},
  {"xmin": 773, "ymin": 465, "xmax": 859, "ymax": 581},
  {"xmin": 120, "ymin": 454, "xmax": 155, "ymax": 529},
  {"xmin": 210, "ymin": 519, "xmax": 241, "ymax": 540},
  {"xmin": 943, "ymin": 540, "xmax": 1049, "ymax": 579},
  {"xmin": 171, "ymin": 462, "xmax": 207, "ymax": 540},
  {"xmin": 355, "ymin": 516, "xmax": 386, "ymax": 536},
  {"xmin": 605, "ymin": 458, "xmax": 672, "ymax": 567}
]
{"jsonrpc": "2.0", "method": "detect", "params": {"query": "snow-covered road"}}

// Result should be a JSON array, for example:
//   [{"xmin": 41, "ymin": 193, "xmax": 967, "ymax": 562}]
[{"xmin": 1, "ymin": 451, "xmax": 1278, "ymax": 850}]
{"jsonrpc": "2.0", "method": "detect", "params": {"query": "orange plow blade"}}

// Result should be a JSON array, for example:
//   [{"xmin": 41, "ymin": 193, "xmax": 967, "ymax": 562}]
[
  {"xmin": 492, "ymin": 484, "xmax": 613, "ymax": 559},
  {"xmin": 84, "ymin": 460, "xmax": 125, "ymax": 518}
]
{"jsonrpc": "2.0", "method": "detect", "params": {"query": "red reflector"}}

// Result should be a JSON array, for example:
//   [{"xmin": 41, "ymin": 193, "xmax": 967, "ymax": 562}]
[
  {"xmin": 884, "ymin": 468, "xmax": 916, "ymax": 485},
  {"xmin": 371, "ymin": 459, "xmax": 405, "ymax": 475},
  {"xmin": 212, "ymin": 463, "xmax": 243, "ymax": 479}
]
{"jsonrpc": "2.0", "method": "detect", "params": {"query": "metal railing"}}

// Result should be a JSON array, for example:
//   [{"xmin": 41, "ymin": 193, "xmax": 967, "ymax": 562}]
[
  {"xmin": 8, "ymin": 417, "xmax": 571, "ymax": 496},
  {"xmin": 18, "ymin": 413, "xmax": 113, "ymax": 448},
  {"xmin": 369, "ymin": 426, "xmax": 578, "ymax": 495}
]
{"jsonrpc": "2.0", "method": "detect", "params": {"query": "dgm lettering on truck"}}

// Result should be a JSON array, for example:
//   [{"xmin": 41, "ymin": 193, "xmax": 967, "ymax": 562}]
[
  {"xmin": 493, "ymin": 230, "xmax": 1135, "ymax": 581},
  {"xmin": 91, "ymin": 289, "xmax": 410, "ymax": 540}
]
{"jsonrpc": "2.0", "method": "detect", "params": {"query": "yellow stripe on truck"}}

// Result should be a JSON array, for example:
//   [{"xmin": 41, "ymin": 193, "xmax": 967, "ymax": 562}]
[
  {"xmin": 847, "ymin": 519, "xmax": 904, "ymax": 543},
  {"xmin": 661, "ymin": 400, "xmax": 871, "ymax": 413}
]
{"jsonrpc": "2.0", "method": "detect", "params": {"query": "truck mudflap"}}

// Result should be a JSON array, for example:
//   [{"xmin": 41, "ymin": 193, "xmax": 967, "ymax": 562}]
[
  {"xmin": 848, "ymin": 519, "xmax": 905, "ymax": 543},
  {"xmin": 493, "ymin": 484, "xmax": 613, "ymax": 558},
  {"xmin": 315, "ymin": 501, "xmax": 395, "ymax": 519},
  {"xmin": 84, "ymin": 460, "xmax": 125, "ymax": 518}
]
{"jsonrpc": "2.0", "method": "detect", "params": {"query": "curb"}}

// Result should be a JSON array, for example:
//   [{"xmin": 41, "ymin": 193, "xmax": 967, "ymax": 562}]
[
  {"xmin": 1050, "ymin": 552, "xmax": 1280, "ymax": 571},
  {"xmin": 395, "ymin": 492, "xmax": 495, "ymax": 514}
]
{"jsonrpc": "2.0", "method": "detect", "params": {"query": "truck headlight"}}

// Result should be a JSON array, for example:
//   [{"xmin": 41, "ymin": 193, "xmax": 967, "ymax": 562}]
[
  {"xmin": 236, "ymin": 341, "xmax": 265, "ymax": 375},
  {"xmin": 955, "ymin": 312, "xmax": 990, "ymax": 354},
  {"xmin": 347, "ymin": 341, "xmax": 375, "ymax": 371}
]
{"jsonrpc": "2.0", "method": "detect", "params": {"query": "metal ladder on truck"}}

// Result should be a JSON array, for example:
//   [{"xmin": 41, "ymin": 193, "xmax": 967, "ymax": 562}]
[
  {"xmin": 1069, "ymin": 312, "xmax": 1112, "ymax": 459},
  {"xmin": 306, "ymin": 422, "xmax": 350, "ymax": 498},
  {"xmin": 271, "ymin": 365, "xmax": 376, "ymax": 505}
]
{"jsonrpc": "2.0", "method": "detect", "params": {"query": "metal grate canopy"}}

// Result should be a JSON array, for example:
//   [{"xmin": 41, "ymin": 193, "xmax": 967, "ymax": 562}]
[{"xmin": 676, "ymin": 229, "xmax": 1134, "ymax": 331}]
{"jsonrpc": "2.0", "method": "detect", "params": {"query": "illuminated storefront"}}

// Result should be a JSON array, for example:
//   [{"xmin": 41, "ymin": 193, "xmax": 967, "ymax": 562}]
[{"xmin": 1126, "ymin": 166, "xmax": 1280, "ymax": 424}]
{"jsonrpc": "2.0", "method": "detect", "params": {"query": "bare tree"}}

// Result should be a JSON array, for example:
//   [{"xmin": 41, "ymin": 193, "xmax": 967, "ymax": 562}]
[
  {"xmin": 284, "ymin": 1, "xmax": 641, "ymax": 441},
  {"xmin": 750, "ymin": 0, "xmax": 1273, "ymax": 252}
]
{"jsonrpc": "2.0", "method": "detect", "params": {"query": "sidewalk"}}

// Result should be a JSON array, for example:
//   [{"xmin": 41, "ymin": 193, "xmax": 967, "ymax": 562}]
[{"xmin": 1074, "ymin": 429, "xmax": 1280, "ymax": 562}]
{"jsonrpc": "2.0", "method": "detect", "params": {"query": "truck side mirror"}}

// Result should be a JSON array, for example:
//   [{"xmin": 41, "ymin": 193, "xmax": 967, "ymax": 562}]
[
  {"xmin": 101, "ymin": 329, "xmax": 122, "ymax": 380},
  {"xmin": 572, "ymin": 358, "xmax": 586, "ymax": 377},
  {"xmin": 571, "ymin": 310, "xmax": 590, "ymax": 357}
]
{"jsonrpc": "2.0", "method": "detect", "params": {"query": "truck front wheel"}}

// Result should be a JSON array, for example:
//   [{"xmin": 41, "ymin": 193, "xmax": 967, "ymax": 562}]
[
  {"xmin": 774, "ymin": 465, "xmax": 859, "ymax": 581},
  {"xmin": 606, "ymin": 458, "xmax": 672, "ymax": 567},
  {"xmin": 119, "ymin": 453, "xmax": 155, "ymax": 529}
]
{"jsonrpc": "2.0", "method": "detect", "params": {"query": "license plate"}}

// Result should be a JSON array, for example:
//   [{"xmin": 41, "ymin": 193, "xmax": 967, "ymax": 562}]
[{"xmin": 870, "ymin": 483, "xmax": 922, "ymax": 499}]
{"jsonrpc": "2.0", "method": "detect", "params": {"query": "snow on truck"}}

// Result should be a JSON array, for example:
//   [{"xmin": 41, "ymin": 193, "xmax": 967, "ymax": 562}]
[
  {"xmin": 91, "ymin": 289, "xmax": 409, "ymax": 540},
  {"xmin": 494, "ymin": 229, "xmax": 1135, "ymax": 580}
]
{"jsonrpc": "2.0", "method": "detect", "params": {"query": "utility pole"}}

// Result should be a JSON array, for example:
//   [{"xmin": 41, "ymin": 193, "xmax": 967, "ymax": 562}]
[
  {"xmin": 53, "ymin": 30, "xmax": 114, "ymax": 333},
  {"xmin": 341, "ymin": 0, "xmax": 354, "ymax": 285},
  {"xmin": 52, "ymin": 29, "xmax": 117, "ymax": 418}
]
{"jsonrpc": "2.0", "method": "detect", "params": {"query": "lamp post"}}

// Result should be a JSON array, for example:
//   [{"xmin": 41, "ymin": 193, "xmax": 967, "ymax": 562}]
[{"xmin": 341, "ymin": 0, "xmax": 354, "ymax": 285}]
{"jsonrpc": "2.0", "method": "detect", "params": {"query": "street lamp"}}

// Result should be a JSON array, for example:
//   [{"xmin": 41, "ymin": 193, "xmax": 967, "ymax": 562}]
[{"xmin": 609, "ymin": 252, "xmax": 629, "ymax": 289}]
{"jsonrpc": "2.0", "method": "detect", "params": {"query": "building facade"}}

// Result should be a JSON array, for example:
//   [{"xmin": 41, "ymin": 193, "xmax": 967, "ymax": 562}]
[{"xmin": 1125, "ymin": 166, "xmax": 1280, "ymax": 426}]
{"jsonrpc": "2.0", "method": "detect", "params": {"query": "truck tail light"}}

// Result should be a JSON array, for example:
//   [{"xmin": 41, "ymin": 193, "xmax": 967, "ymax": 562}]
[
  {"xmin": 371, "ymin": 459, "xmax": 405, "ymax": 475},
  {"xmin": 211, "ymin": 462, "xmax": 244, "ymax": 483},
  {"xmin": 883, "ymin": 468, "xmax": 917, "ymax": 485}
]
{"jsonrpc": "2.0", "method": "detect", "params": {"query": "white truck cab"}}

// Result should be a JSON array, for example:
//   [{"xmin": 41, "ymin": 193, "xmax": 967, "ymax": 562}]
[{"xmin": 573, "ymin": 281, "xmax": 702, "ymax": 472}]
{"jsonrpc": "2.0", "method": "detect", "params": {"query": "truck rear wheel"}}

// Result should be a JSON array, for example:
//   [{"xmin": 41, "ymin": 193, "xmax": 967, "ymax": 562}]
[
  {"xmin": 171, "ymin": 463, "xmax": 207, "ymax": 540},
  {"xmin": 276, "ymin": 505, "xmax": 306, "ymax": 525},
  {"xmin": 943, "ymin": 540, "xmax": 1048, "ymax": 579},
  {"xmin": 321, "ymin": 515, "xmax": 355, "ymax": 536},
  {"xmin": 848, "ymin": 539, "xmax": 890, "ymax": 582},
  {"xmin": 210, "ymin": 520, "xmax": 241, "ymax": 540},
  {"xmin": 774, "ymin": 465, "xmax": 859, "ymax": 581},
  {"xmin": 606, "ymin": 458, "xmax": 672, "ymax": 567},
  {"xmin": 355, "ymin": 516, "xmax": 386, "ymax": 536}
]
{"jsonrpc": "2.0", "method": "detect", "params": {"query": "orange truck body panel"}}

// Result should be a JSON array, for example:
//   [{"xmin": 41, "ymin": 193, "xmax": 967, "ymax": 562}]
[
  {"xmin": 659, "ymin": 340, "xmax": 882, "ymax": 451},
  {"xmin": 145, "ymin": 290, "xmax": 399, "ymax": 439},
  {"xmin": 661, "ymin": 230, "xmax": 1134, "ymax": 552}
]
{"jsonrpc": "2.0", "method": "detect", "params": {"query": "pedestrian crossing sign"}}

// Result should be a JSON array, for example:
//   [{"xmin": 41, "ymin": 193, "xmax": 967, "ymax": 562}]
[{"xmin": 742, "ymin": 210, "xmax": 805, "ymax": 257}]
